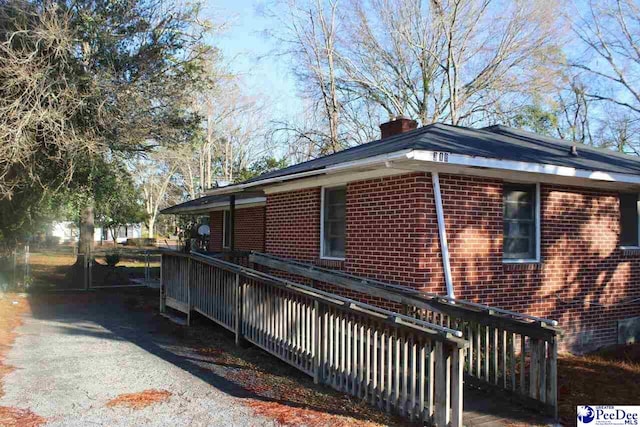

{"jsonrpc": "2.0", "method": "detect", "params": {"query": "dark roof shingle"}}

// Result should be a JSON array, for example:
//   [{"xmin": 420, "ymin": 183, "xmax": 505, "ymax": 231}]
[{"xmin": 244, "ymin": 123, "xmax": 640, "ymax": 185}]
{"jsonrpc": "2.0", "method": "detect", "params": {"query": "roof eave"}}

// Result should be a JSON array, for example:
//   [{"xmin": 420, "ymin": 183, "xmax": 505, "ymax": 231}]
[
  {"xmin": 203, "ymin": 149, "xmax": 416, "ymax": 196},
  {"xmin": 199, "ymin": 146, "xmax": 640, "ymax": 200},
  {"xmin": 410, "ymin": 150, "xmax": 640, "ymax": 186},
  {"xmin": 161, "ymin": 196, "xmax": 266, "ymax": 215}
]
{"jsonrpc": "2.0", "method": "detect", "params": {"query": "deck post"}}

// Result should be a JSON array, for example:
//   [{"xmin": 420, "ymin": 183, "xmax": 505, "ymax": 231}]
[
  {"xmin": 11, "ymin": 249, "xmax": 16, "ymax": 288},
  {"xmin": 159, "ymin": 254, "xmax": 165, "ymax": 313},
  {"xmin": 434, "ymin": 340, "xmax": 449, "ymax": 427},
  {"xmin": 451, "ymin": 345, "xmax": 464, "ymax": 427},
  {"xmin": 313, "ymin": 300, "xmax": 323, "ymax": 384},
  {"xmin": 234, "ymin": 273, "xmax": 243, "ymax": 346},
  {"xmin": 186, "ymin": 256, "xmax": 192, "ymax": 326},
  {"xmin": 548, "ymin": 335, "xmax": 558, "ymax": 419}
]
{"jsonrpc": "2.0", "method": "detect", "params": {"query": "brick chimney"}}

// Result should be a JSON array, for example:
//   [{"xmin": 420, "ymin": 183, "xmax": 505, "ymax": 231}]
[{"xmin": 379, "ymin": 116, "xmax": 418, "ymax": 139}]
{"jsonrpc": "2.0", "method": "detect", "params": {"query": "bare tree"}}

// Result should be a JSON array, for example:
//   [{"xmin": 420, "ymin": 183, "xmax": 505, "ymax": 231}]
[
  {"xmin": 201, "ymin": 76, "xmax": 270, "ymax": 183},
  {"xmin": 339, "ymin": 0, "xmax": 564, "ymax": 126},
  {"xmin": 595, "ymin": 110, "xmax": 640, "ymax": 154},
  {"xmin": 555, "ymin": 77, "xmax": 593, "ymax": 144},
  {"xmin": 571, "ymin": 0, "xmax": 640, "ymax": 116},
  {"xmin": 133, "ymin": 153, "xmax": 178, "ymax": 238},
  {"xmin": 266, "ymin": 0, "xmax": 344, "ymax": 156}
]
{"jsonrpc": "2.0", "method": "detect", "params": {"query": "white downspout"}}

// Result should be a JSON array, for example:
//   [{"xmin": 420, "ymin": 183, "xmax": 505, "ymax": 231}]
[{"xmin": 431, "ymin": 172, "xmax": 455, "ymax": 298}]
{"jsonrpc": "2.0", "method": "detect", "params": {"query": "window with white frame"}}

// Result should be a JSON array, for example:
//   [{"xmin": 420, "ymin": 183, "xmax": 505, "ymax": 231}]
[
  {"xmin": 620, "ymin": 193, "xmax": 639, "ymax": 247},
  {"xmin": 503, "ymin": 183, "xmax": 539, "ymax": 262},
  {"xmin": 222, "ymin": 210, "xmax": 231, "ymax": 249},
  {"xmin": 322, "ymin": 187, "xmax": 346, "ymax": 259}
]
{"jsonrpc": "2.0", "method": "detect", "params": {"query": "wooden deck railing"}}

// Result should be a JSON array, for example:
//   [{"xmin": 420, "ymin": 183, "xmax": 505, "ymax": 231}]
[
  {"xmin": 161, "ymin": 251, "xmax": 468, "ymax": 426},
  {"xmin": 248, "ymin": 252, "xmax": 560, "ymax": 418}
]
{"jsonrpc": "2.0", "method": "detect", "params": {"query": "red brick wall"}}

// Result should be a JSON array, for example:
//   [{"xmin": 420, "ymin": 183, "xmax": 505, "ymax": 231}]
[
  {"xmin": 209, "ymin": 211, "xmax": 223, "ymax": 251},
  {"xmin": 262, "ymin": 172, "xmax": 640, "ymax": 352},
  {"xmin": 345, "ymin": 173, "xmax": 445, "ymax": 290},
  {"xmin": 209, "ymin": 206, "xmax": 265, "ymax": 252},
  {"xmin": 234, "ymin": 206, "xmax": 265, "ymax": 251},
  {"xmin": 536, "ymin": 185, "xmax": 640, "ymax": 351},
  {"xmin": 266, "ymin": 188, "xmax": 321, "ymax": 260}
]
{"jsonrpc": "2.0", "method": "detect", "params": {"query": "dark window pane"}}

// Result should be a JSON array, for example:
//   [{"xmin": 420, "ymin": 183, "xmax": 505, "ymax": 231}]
[
  {"xmin": 504, "ymin": 201, "xmax": 533, "ymax": 220},
  {"xmin": 503, "ymin": 184, "xmax": 537, "ymax": 260},
  {"xmin": 620, "ymin": 193, "xmax": 639, "ymax": 246},
  {"xmin": 323, "ymin": 187, "xmax": 346, "ymax": 258}
]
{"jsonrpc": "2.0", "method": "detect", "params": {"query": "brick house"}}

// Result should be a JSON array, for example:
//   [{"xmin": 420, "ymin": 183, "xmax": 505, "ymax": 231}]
[{"xmin": 163, "ymin": 118, "xmax": 640, "ymax": 352}]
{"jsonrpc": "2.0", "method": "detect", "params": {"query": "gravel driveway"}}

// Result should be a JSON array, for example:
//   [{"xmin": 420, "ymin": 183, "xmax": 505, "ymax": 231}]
[{"xmin": 0, "ymin": 291, "xmax": 277, "ymax": 427}]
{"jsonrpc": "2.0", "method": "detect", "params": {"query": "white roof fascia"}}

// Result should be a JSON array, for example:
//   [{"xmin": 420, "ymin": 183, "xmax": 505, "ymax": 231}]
[{"xmin": 410, "ymin": 150, "xmax": 640, "ymax": 185}]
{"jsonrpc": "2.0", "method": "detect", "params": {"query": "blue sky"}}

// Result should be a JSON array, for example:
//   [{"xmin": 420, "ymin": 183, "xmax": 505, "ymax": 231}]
[{"xmin": 204, "ymin": 0, "xmax": 300, "ymax": 117}]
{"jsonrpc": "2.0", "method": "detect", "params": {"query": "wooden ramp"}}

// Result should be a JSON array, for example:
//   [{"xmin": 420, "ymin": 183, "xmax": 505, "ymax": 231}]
[
  {"xmin": 464, "ymin": 386, "xmax": 555, "ymax": 426},
  {"xmin": 161, "ymin": 250, "xmax": 560, "ymax": 427}
]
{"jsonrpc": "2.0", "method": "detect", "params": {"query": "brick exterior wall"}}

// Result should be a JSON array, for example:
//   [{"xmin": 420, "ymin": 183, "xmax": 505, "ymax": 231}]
[
  {"xmin": 345, "ymin": 173, "xmax": 437, "ymax": 287},
  {"xmin": 209, "ymin": 211, "xmax": 223, "ymax": 252},
  {"xmin": 262, "ymin": 172, "xmax": 640, "ymax": 352},
  {"xmin": 266, "ymin": 188, "xmax": 321, "ymax": 260},
  {"xmin": 209, "ymin": 206, "xmax": 265, "ymax": 252}
]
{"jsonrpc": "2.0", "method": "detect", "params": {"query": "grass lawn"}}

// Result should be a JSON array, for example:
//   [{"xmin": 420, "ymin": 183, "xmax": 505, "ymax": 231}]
[{"xmin": 558, "ymin": 344, "xmax": 640, "ymax": 426}]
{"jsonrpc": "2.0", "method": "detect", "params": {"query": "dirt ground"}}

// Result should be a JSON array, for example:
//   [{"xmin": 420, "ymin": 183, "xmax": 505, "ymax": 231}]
[
  {"xmin": 557, "ymin": 344, "xmax": 640, "ymax": 427},
  {"xmin": 0, "ymin": 289, "xmax": 405, "ymax": 427}
]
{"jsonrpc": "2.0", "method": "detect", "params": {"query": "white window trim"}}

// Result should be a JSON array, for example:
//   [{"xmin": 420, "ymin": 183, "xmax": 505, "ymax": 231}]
[
  {"xmin": 502, "ymin": 182, "xmax": 541, "ymax": 264},
  {"xmin": 222, "ymin": 209, "xmax": 230, "ymax": 249},
  {"xmin": 320, "ymin": 185, "xmax": 346, "ymax": 261}
]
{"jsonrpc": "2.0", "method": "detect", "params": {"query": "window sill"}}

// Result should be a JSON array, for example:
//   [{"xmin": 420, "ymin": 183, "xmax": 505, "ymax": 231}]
[
  {"xmin": 320, "ymin": 256, "xmax": 345, "ymax": 261},
  {"xmin": 502, "ymin": 259, "xmax": 540, "ymax": 264}
]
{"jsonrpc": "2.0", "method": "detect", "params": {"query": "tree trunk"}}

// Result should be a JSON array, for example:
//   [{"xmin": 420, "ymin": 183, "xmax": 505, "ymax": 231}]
[
  {"xmin": 78, "ymin": 202, "xmax": 95, "ymax": 256},
  {"xmin": 69, "ymin": 201, "xmax": 94, "ymax": 287},
  {"xmin": 148, "ymin": 216, "xmax": 155, "ymax": 239}
]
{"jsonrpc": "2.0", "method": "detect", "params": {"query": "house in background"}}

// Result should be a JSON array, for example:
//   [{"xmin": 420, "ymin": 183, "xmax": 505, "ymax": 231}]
[
  {"xmin": 48, "ymin": 221, "xmax": 79, "ymax": 243},
  {"xmin": 95, "ymin": 224, "xmax": 143, "ymax": 244},
  {"xmin": 163, "ymin": 117, "xmax": 640, "ymax": 352},
  {"xmin": 47, "ymin": 221, "xmax": 143, "ymax": 244}
]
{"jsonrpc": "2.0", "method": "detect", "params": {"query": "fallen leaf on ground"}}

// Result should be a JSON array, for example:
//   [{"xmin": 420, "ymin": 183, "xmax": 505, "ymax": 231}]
[
  {"xmin": 106, "ymin": 389, "xmax": 172, "ymax": 410},
  {"xmin": 246, "ymin": 400, "xmax": 380, "ymax": 427},
  {"xmin": 0, "ymin": 405, "xmax": 46, "ymax": 427}
]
